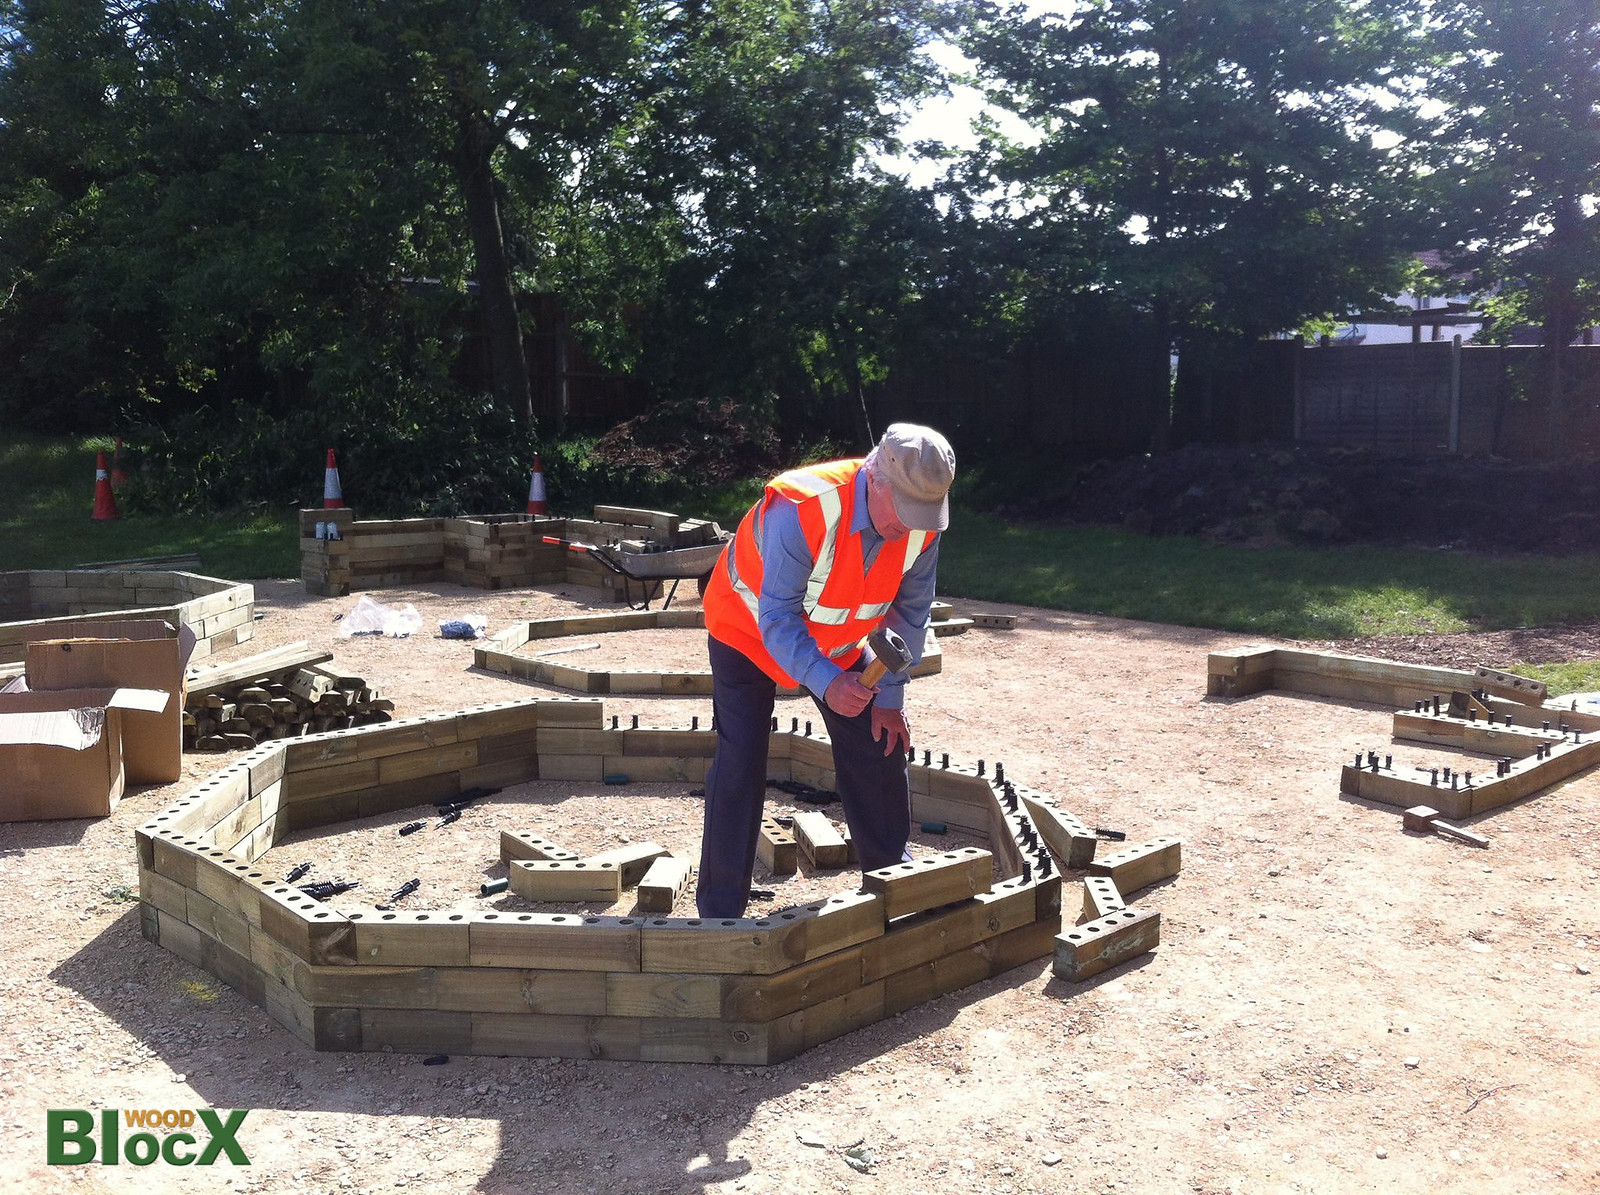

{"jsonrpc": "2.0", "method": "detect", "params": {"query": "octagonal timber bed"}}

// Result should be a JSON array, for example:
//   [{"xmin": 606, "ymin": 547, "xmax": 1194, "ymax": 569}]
[
  {"xmin": 0, "ymin": 569, "xmax": 254, "ymax": 667},
  {"xmin": 474, "ymin": 606, "xmax": 941, "ymax": 697},
  {"xmin": 135, "ymin": 696, "xmax": 1070, "ymax": 1064}
]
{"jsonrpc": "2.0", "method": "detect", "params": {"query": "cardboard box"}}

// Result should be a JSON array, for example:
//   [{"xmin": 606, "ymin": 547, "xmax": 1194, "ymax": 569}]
[
  {"xmin": 0, "ymin": 686, "xmax": 170, "ymax": 820},
  {"xmin": 23, "ymin": 620, "xmax": 194, "ymax": 784}
]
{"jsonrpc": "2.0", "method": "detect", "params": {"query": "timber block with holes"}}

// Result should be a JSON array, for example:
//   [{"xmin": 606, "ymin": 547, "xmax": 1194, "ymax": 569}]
[
  {"xmin": 583, "ymin": 842, "xmax": 670, "ymax": 888},
  {"xmin": 1054, "ymin": 907, "xmax": 1161, "ymax": 982},
  {"xmin": 861, "ymin": 849, "xmax": 993, "ymax": 920},
  {"xmin": 1472, "ymin": 665, "xmax": 1548, "ymax": 706},
  {"xmin": 348, "ymin": 910, "xmax": 471, "ymax": 966},
  {"xmin": 1087, "ymin": 838, "xmax": 1181, "ymax": 896},
  {"xmin": 1081, "ymin": 875, "xmax": 1125, "ymax": 921},
  {"xmin": 508, "ymin": 859, "xmax": 624, "ymax": 902},
  {"xmin": 499, "ymin": 830, "xmax": 580, "ymax": 863},
  {"xmin": 757, "ymin": 818, "xmax": 797, "ymax": 876},
  {"xmin": 1017, "ymin": 791, "xmax": 1098, "ymax": 869},
  {"xmin": 970, "ymin": 613, "xmax": 1016, "ymax": 630},
  {"xmin": 636, "ymin": 857, "xmax": 693, "ymax": 914},
  {"xmin": 791, "ymin": 811, "xmax": 849, "ymax": 869}
]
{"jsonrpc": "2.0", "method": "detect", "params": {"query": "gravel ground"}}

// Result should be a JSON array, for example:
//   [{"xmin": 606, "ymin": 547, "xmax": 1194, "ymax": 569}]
[{"xmin": 3, "ymin": 577, "xmax": 1598, "ymax": 1194}]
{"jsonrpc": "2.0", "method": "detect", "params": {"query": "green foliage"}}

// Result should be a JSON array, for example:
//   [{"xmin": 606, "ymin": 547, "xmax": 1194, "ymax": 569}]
[
  {"xmin": 127, "ymin": 387, "xmax": 538, "ymax": 517},
  {"xmin": 1420, "ymin": 0, "xmax": 1600, "ymax": 353},
  {"xmin": 958, "ymin": 0, "xmax": 1426, "ymax": 441}
]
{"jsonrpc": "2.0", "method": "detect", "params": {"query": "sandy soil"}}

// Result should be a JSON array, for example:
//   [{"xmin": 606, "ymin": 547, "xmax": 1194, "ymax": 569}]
[{"xmin": 3, "ymin": 577, "xmax": 1598, "ymax": 1194}]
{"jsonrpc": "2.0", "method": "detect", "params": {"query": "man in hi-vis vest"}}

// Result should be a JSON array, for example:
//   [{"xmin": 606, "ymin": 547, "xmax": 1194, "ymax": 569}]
[{"xmin": 697, "ymin": 423, "xmax": 955, "ymax": 917}]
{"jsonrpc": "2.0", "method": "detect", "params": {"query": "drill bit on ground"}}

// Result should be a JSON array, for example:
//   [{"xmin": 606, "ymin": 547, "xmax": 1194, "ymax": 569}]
[
  {"xmin": 398, "ymin": 820, "xmax": 426, "ymax": 836},
  {"xmin": 282, "ymin": 861, "xmax": 312, "ymax": 884},
  {"xmin": 376, "ymin": 878, "xmax": 421, "ymax": 910},
  {"xmin": 767, "ymin": 778, "xmax": 839, "ymax": 805},
  {"xmin": 434, "ymin": 786, "xmax": 501, "ymax": 810},
  {"xmin": 297, "ymin": 879, "xmax": 359, "ymax": 901}
]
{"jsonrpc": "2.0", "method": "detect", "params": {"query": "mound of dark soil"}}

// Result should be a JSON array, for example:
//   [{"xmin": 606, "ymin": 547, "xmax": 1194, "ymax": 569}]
[
  {"xmin": 1062, "ymin": 444, "xmax": 1600, "ymax": 555},
  {"xmin": 591, "ymin": 397, "xmax": 782, "ymax": 483}
]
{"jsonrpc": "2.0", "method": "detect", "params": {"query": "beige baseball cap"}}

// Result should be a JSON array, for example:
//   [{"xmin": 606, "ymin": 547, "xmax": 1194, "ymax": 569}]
[{"xmin": 870, "ymin": 423, "xmax": 956, "ymax": 532}]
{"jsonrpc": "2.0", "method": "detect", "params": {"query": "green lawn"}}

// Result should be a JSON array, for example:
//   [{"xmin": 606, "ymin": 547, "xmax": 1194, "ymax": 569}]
[
  {"xmin": 7, "ymin": 433, "xmax": 1599, "ymax": 690},
  {"xmin": 0, "ymin": 434, "xmax": 299, "ymax": 578},
  {"xmin": 938, "ymin": 512, "xmax": 1600, "ymax": 639}
]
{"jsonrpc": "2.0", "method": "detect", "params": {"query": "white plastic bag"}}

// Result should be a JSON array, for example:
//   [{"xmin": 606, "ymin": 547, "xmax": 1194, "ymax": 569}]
[{"xmin": 338, "ymin": 593, "xmax": 423, "ymax": 638}]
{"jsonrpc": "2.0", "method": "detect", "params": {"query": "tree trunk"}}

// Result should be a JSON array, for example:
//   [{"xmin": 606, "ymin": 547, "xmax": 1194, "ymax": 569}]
[
  {"xmin": 1542, "ymin": 191, "xmax": 1582, "ymax": 457},
  {"xmin": 453, "ymin": 111, "xmax": 533, "ymax": 425},
  {"xmin": 1149, "ymin": 299, "xmax": 1173, "ymax": 452}
]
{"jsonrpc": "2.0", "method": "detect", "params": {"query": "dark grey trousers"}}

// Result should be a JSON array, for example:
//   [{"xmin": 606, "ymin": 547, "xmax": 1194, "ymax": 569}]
[{"xmin": 695, "ymin": 635, "xmax": 912, "ymax": 918}]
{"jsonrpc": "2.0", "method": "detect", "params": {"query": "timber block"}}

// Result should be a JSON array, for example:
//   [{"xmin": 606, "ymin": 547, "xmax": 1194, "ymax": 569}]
[
  {"xmin": 1017, "ymin": 791, "xmax": 1098, "ymax": 869},
  {"xmin": 1054, "ymin": 907, "xmax": 1161, "ymax": 982},
  {"xmin": 1087, "ymin": 838, "xmax": 1182, "ymax": 896},
  {"xmin": 508, "ymin": 859, "xmax": 624, "ymax": 902},
  {"xmin": 584, "ymin": 841, "xmax": 670, "ymax": 887},
  {"xmin": 1472, "ymin": 665, "xmax": 1548, "ymax": 706},
  {"xmin": 970, "ymin": 613, "xmax": 1016, "ymax": 630},
  {"xmin": 1342, "ymin": 761, "xmax": 1471, "ymax": 819},
  {"xmin": 861, "ymin": 849, "xmax": 993, "ymax": 920},
  {"xmin": 1206, "ymin": 646, "xmax": 1277, "ymax": 698},
  {"xmin": 468, "ymin": 912, "xmax": 641, "ymax": 971},
  {"xmin": 639, "ymin": 915, "xmax": 806, "ymax": 975},
  {"xmin": 757, "ymin": 817, "xmax": 798, "ymax": 876},
  {"xmin": 792, "ymin": 811, "xmax": 849, "ymax": 869},
  {"xmin": 348, "ymin": 910, "xmax": 471, "ymax": 966},
  {"xmin": 636, "ymin": 856, "xmax": 693, "ymax": 914},
  {"xmin": 1081, "ymin": 875, "xmax": 1125, "ymax": 921},
  {"xmin": 499, "ymin": 829, "xmax": 580, "ymax": 863}
]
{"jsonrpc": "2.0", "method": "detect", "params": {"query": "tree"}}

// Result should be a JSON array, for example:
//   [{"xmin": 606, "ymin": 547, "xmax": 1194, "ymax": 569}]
[
  {"xmin": 962, "ymin": 0, "xmax": 1425, "ymax": 448},
  {"xmin": 552, "ymin": 0, "xmax": 953, "ymax": 444},
  {"xmin": 1421, "ymin": 0, "xmax": 1600, "ymax": 448}
]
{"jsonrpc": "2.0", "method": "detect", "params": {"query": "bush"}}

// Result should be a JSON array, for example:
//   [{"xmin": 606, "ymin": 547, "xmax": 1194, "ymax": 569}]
[{"xmin": 125, "ymin": 385, "xmax": 540, "ymax": 517}]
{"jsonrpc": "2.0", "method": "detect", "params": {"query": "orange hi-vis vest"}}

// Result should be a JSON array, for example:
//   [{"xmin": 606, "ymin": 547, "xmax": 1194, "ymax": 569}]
[{"xmin": 703, "ymin": 459, "xmax": 935, "ymax": 687}]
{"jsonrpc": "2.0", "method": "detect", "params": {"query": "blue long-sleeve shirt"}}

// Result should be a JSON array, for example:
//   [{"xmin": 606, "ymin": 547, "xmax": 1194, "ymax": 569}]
[{"xmin": 754, "ymin": 467, "xmax": 939, "ymax": 710}]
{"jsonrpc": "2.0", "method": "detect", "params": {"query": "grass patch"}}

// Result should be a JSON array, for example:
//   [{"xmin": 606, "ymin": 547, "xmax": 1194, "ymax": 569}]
[
  {"xmin": 0, "ymin": 433, "xmax": 298, "ymax": 578},
  {"xmin": 8, "ymin": 430, "xmax": 1600, "ymax": 660},
  {"xmin": 939, "ymin": 511, "xmax": 1600, "ymax": 640},
  {"xmin": 1514, "ymin": 662, "xmax": 1600, "ymax": 697}
]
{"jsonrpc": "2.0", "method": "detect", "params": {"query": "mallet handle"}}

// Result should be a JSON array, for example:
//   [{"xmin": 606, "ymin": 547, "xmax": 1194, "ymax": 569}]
[{"xmin": 860, "ymin": 659, "xmax": 888, "ymax": 688}]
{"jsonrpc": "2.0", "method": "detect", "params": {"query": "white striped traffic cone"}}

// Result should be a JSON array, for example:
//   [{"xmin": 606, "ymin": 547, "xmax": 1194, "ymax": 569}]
[
  {"xmin": 91, "ymin": 451, "xmax": 119, "ymax": 520},
  {"xmin": 323, "ymin": 448, "xmax": 345, "ymax": 508},
  {"xmin": 526, "ymin": 454, "xmax": 548, "ymax": 515}
]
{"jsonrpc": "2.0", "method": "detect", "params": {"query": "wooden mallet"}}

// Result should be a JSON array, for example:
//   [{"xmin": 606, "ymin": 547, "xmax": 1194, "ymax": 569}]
[
  {"xmin": 859, "ymin": 626, "xmax": 913, "ymax": 687},
  {"xmin": 1403, "ymin": 804, "xmax": 1490, "ymax": 849}
]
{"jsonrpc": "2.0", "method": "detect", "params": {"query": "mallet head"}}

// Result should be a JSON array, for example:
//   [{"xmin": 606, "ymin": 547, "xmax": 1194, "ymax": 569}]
[{"xmin": 859, "ymin": 626, "xmax": 913, "ymax": 687}]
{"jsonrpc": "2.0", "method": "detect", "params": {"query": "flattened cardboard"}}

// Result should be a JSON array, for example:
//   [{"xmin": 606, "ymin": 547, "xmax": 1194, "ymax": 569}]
[
  {"xmin": 24, "ymin": 620, "xmax": 193, "ymax": 783},
  {"xmin": 0, "ymin": 686, "xmax": 167, "ymax": 821}
]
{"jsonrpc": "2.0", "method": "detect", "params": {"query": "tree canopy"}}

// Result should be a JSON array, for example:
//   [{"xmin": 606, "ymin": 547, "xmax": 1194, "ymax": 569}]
[{"xmin": 0, "ymin": 0, "xmax": 1592, "ymax": 486}]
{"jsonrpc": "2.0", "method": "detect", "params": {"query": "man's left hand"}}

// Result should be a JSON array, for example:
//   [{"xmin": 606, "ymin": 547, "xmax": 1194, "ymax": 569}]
[{"xmin": 871, "ymin": 705, "xmax": 910, "ymax": 757}]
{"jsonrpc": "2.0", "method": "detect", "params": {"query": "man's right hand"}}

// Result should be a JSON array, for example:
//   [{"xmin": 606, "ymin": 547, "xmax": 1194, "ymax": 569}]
[{"xmin": 823, "ymin": 672, "xmax": 877, "ymax": 717}]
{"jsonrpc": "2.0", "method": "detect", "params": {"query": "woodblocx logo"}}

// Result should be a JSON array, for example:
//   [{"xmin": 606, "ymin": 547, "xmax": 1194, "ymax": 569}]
[{"xmin": 47, "ymin": 1108, "xmax": 251, "ymax": 1166}]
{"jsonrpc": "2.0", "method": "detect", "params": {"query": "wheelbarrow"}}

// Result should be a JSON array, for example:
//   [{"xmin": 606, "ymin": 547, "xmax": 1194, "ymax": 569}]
[{"xmin": 542, "ymin": 534, "xmax": 730, "ymax": 610}]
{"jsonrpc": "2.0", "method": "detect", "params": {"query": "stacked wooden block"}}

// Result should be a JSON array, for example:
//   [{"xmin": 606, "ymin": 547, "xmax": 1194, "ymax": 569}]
[
  {"xmin": 186, "ymin": 658, "xmax": 396, "ymax": 752},
  {"xmin": 300, "ymin": 505, "xmax": 723, "ymax": 598},
  {"xmin": 136, "ymin": 697, "xmax": 1066, "ymax": 1064},
  {"xmin": 0, "ymin": 569, "xmax": 255, "ymax": 666},
  {"xmin": 442, "ymin": 516, "xmax": 566, "ymax": 591}
]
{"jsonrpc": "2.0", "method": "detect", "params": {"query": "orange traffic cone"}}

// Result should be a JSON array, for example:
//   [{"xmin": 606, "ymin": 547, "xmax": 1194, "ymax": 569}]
[
  {"xmin": 526, "ymin": 454, "xmax": 548, "ymax": 515},
  {"xmin": 110, "ymin": 436, "xmax": 129, "ymax": 488},
  {"xmin": 323, "ymin": 448, "xmax": 345, "ymax": 508},
  {"xmin": 91, "ymin": 451, "xmax": 119, "ymax": 520}
]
